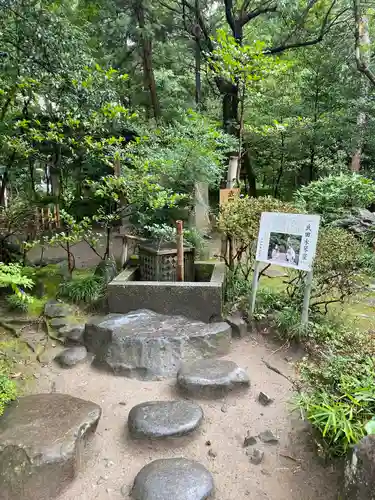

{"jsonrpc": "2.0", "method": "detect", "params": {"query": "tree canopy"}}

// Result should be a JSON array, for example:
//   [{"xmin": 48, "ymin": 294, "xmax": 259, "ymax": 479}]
[{"xmin": 0, "ymin": 0, "xmax": 374, "ymax": 208}]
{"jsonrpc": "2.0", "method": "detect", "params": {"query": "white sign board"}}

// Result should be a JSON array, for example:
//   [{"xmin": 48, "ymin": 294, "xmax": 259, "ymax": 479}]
[{"xmin": 255, "ymin": 212, "xmax": 321, "ymax": 272}]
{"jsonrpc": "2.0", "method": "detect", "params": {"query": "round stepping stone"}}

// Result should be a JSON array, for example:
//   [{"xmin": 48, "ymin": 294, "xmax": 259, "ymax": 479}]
[
  {"xmin": 128, "ymin": 400, "xmax": 203, "ymax": 439},
  {"xmin": 54, "ymin": 346, "xmax": 88, "ymax": 367},
  {"xmin": 131, "ymin": 458, "xmax": 214, "ymax": 500},
  {"xmin": 177, "ymin": 359, "xmax": 250, "ymax": 397}
]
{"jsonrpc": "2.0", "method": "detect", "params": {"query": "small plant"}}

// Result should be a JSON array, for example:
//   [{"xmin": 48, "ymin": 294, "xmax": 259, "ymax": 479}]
[
  {"xmin": 6, "ymin": 292, "xmax": 33, "ymax": 313},
  {"xmin": 58, "ymin": 274, "xmax": 105, "ymax": 305},
  {"xmin": 0, "ymin": 374, "xmax": 17, "ymax": 416},
  {"xmin": 143, "ymin": 223, "xmax": 205, "ymax": 254}
]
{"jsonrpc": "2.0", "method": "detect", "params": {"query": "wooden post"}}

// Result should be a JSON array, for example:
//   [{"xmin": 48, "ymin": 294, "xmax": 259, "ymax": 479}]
[
  {"xmin": 176, "ymin": 220, "xmax": 184, "ymax": 282},
  {"xmin": 301, "ymin": 271, "xmax": 313, "ymax": 325}
]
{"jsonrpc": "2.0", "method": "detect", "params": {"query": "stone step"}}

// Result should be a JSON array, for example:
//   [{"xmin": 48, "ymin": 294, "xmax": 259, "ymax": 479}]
[
  {"xmin": 128, "ymin": 400, "xmax": 203, "ymax": 439},
  {"xmin": 0, "ymin": 393, "xmax": 101, "ymax": 500},
  {"xmin": 177, "ymin": 358, "xmax": 250, "ymax": 398},
  {"xmin": 131, "ymin": 458, "xmax": 214, "ymax": 499}
]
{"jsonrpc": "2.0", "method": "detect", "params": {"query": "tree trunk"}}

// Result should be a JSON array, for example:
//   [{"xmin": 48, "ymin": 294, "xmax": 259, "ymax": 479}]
[
  {"xmin": 222, "ymin": 83, "xmax": 240, "ymax": 135},
  {"xmin": 134, "ymin": 1, "xmax": 161, "ymax": 121},
  {"xmin": 352, "ymin": 6, "xmax": 370, "ymax": 170},
  {"xmin": 352, "ymin": 110, "xmax": 366, "ymax": 172},
  {"xmin": 194, "ymin": 0, "xmax": 201, "ymax": 107},
  {"xmin": 274, "ymin": 133, "xmax": 285, "ymax": 197},
  {"xmin": 243, "ymin": 150, "xmax": 257, "ymax": 196},
  {"xmin": 309, "ymin": 146, "xmax": 316, "ymax": 182}
]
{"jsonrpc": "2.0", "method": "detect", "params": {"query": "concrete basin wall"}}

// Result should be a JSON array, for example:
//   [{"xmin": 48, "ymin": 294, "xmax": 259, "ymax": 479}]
[{"xmin": 108, "ymin": 262, "xmax": 225, "ymax": 323}]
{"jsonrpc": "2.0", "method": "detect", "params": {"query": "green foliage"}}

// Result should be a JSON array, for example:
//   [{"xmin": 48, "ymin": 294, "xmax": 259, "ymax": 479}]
[
  {"xmin": 219, "ymin": 196, "xmax": 298, "ymax": 249},
  {"xmin": 58, "ymin": 275, "xmax": 105, "ymax": 305},
  {"xmin": 224, "ymin": 270, "xmax": 253, "ymax": 314},
  {"xmin": 296, "ymin": 320, "xmax": 375, "ymax": 457},
  {"xmin": 142, "ymin": 223, "xmax": 205, "ymax": 254},
  {"xmin": 6, "ymin": 293, "xmax": 33, "ymax": 313},
  {"xmin": 0, "ymin": 374, "xmax": 17, "ymax": 416},
  {"xmin": 295, "ymin": 174, "xmax": 375, "ymax": 223},
  {"xmin": 211, "ymin": 30, "xmax": 286, "ymax": 86},
  {"xmin": 251, "ymin": 286, "xmax": 375, "ymax": 457},
  {"xmin": 285, "ymin": 227, "xmax": 365, "ymax": 312},
  {"xmin": 219, "ymin": 196, "xmax": 298, "ymax": 273},
  {"xmin": 0, "ymin": 263, "xmax": 34, "ymax": 297}
]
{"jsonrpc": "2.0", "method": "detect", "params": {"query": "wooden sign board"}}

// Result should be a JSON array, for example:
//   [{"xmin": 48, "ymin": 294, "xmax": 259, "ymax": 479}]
[{"xmin": 219, "ymin": 188, "xmax": 240, "ymax": 207}]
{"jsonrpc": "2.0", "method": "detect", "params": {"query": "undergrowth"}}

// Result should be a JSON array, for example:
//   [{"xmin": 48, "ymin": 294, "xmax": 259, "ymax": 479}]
[
  {"xmin": 0, "ymin": 341, "xmax": 19, "ymax": 416},
  {"xmin": 58, "ymin": 274, "xmax": 105, "ymax": 305},
  {"xmin": 255, "ymin": 286, "xmax": 375, "ymax": 457},
  {"xmin": 226, "ymin": 267, "xmax": 375, "ymax": 458}
]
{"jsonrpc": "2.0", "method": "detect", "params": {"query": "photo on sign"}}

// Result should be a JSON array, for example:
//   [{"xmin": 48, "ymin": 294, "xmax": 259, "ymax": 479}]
[{"xmin": 267, "ymin": 232, "xmax": 302, "ymax": 267}]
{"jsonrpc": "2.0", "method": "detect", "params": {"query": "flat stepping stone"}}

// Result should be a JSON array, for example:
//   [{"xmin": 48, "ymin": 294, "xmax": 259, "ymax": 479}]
[
  {"xmin": 131, "ymin": 458, "xmax": 214, "ymax": 499},
  {"xmin": 0, "ymin": 394, "xmax": 101, "ymax": 500},
  {"xmin": 128, "ymin": 400, "xmax": 203, "ymax": 439},
  {"xmin": 177, "ymin": 359, "xmax": 250, "ymax": 397},
  {"xmin": 84, "ymin": 309, "xmax": 231, "ymax": 380},
  {"xmin": 54, "ymin": 346, "xmax": 88, "ymax": 367}
]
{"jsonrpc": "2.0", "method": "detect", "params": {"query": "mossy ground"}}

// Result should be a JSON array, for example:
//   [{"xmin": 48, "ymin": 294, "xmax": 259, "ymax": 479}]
[
  {"xmin": 0, "ymin": 264, "xmax": 94, "ymax": 400},
  {"xmin": 257, "ymin": 266, "xmax": 375, "ymax": 331}
]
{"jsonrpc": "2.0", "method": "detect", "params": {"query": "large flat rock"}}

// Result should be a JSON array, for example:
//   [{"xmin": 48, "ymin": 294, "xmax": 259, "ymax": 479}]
[
  {"xmin": 177, "ymin": 359, "xmax": 250, "ymax": 397},
  {"xmin": 0, "ymin": 393, "xmax": 101, "ymax": 500},
  {"xmin": 128, "ymin": 401, "xmax": 203, "ymax": 439},
  {"xmin": 131, "ymin": 458, "xmax": 214, "ymax": 499},
  {"xmin": 84, "ymin": 309, "xmax": 231, "ymax": 380}
]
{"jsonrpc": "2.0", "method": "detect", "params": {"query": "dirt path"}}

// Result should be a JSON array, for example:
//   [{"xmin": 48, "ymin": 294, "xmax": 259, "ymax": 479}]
[{"xmin": 34, "ymin": 334, "xmax": 339, "ymax": 500}]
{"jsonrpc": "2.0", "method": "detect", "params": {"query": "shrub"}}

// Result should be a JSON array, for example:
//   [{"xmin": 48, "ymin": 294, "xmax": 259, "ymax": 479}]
[
  {"xmin": 6, "ymin": 292, "xmax": 33, "ymax": 313},
  {"xmin": 294, "ymin": 174, "xmax": 375, "ymax": 224},
  {"xmin": 58, "ymin": 274, "xmax": 105, "ymax": 305},
  {"xmin": 218, "ymin": 195, "xmax": 298, "ymax": 273},
  {"xmin": 285, "ymin": 227, "xmax": 365, "ymax": 313},
  {"xmin": 0, "ymin": 374, "xmax": 17, "ymax": 416}
]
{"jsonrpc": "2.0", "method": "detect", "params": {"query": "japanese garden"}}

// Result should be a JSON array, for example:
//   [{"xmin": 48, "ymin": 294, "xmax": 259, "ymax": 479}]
[{"xmin": 1, "ymin": 1, "xmax": 375, "ymax": 499}]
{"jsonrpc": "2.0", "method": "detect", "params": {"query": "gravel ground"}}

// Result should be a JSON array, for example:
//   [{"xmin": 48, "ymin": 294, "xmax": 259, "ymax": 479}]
[{"xmin": 33, "ymin": 333, "xmax": 340, "ymax": 500}]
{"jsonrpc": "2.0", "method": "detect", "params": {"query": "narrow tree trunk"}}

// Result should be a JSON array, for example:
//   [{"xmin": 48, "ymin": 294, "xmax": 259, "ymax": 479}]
[
  {"xmin": 274, "ymin": 133, "xmax": 285, "ymax": 197},
  {"xmin": 352, "ymin": 8, "xmax": 370, "ymax": 171},
  {"xmin": 243, "ymin": 150, "xmax": 257, "ymax": 196},
  {"xmin": 194, "ymin": 0, "xmax": 201, "ymax": 107},
  {"xmin": 134, "ymin": 1, "xmax": 161, "ymax": 121}
]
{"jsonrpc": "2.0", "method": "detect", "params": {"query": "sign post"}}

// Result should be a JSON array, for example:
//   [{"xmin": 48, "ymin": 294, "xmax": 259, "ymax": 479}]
[{"xmin": 250, "ymin": 212, "xmax": 321, "ymax": 325}]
